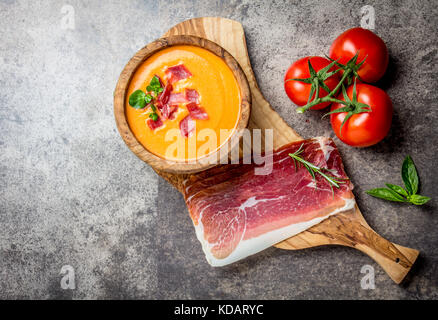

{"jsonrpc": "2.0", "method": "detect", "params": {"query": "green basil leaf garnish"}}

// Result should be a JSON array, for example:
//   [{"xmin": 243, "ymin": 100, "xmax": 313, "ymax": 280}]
[
  {"xmin": 146, "ymin": 76, "xmax": 163, "ymax": 96},
  {"xmin": 145, "ymin": 94, "xmax": 153, "ymax": 104},
  {"xmin": 366, "ymin": 188, "xmax": 407, "ymax": 202},
  {"xmin": 402, "ymin": 155, "xmax": 419, "ymax": 195},
  {"xmin": 149, "ymin": 113, "xmax": 158, "ymax": 121},
  {"xmin": 150, "ymin": 75, "xmax": 161, "ymax": 87},
  {"xmin": 366, "ymin": 155, "xmax": 430, "ymax": 206},
  {"xmin": 408, "ymin": 194, "xmax": 431, "ymax": 206},
  {"xmin": 129, "ymin": 90, "xmax": 146, "ymax": 109},
  {"xmin": 385, "ymin": 183, "xmax": 408, "ymax": 197}
]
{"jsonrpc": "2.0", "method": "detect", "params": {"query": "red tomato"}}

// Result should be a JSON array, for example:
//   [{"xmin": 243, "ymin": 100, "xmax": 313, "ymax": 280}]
[
  {"xmin": 284, "ymin": 56, "xmax": 340, "ymax": 110},
  {"xmin": 329, "ymin": 28, "xmax": 389, "ymax": 83},
  {"xmin": 330, "ymin": 84, "xmax": 393, "ymax": 147}
]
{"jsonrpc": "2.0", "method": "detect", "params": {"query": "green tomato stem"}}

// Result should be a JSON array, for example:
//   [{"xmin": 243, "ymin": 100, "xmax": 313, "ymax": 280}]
[
  {"xmin": 295, "ymin": 69, "xmax": 353, "ymax": 114},
  {"xmin": 327, "ymin": 69, "xmax": 351, "ymax": 98}
]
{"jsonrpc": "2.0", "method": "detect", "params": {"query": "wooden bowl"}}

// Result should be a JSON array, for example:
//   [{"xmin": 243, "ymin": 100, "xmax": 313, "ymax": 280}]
[{"xmin": 114, "ymin": 35, "xmax": 251, "ymax": 174}]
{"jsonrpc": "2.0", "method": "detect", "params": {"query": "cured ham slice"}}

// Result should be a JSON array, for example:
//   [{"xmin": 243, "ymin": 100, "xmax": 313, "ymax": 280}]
[
  {"xmin": 165, "ymin": 64, "xmax": 192, "ymax": 83},
  {"xmin": 146, "ymin": 117, "xmax": 163, "ymax": 130},
  {"xmin": 185, "ymin": 89, "xmax": 199, "ymax": 103},
  {"xmin": 168, "ymin": 92, "xmax": 188, "ymax": 105},
  {"xmin": 186, "ymin": 102, "xmax": 208, "ymax": 120},
  {"xmin": 183, "ymin": 137, "xmax": 355, "ymax": 266},
  {"xmin": 160, "ymin": 104, "xmax": 178, "ymax": 120},
  {"xmin": 155, "ymin": 74, "xmax": 165, "ymax": 88},
  {"xmin": 179, "ymin": 115, "xmax": 195, "ymax": 138},
  {"xmin": 158, "ymin": 83, "xmax": 172, "ymax": 106},
  {"xmin": 168, "ymin": 89, "xmax": 200, "ymax": 105}
]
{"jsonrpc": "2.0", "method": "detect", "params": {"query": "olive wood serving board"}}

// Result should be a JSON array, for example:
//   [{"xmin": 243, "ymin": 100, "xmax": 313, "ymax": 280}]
[{"xmin": 152, "ymin": 17, "xmax": 418, "ymax": 283}]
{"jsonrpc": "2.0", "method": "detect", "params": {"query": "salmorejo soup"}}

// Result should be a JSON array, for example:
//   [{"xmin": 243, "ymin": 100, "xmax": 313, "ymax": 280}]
[{"xmin": 125, "ymin": 45, "xmax": 241, "ymax": 162}]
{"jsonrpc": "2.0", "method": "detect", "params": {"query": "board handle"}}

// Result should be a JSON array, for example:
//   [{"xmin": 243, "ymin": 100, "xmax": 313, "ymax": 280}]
[{"xmin": 326, "ymin": 212, "xmax": 419, "ymax": 284}]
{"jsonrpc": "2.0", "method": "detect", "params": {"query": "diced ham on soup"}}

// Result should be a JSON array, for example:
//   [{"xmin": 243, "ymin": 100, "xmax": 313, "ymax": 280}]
[
  {"xmin": 147, "ymin": 117, "xmax": 163, "ymax": 130},
  {"xmin": 186, "ymin": 103, "xmax": 208, "ymax": 120},
  {"xmin": 165, "ymin": 64, "xmax": 192, "ymax": 84},
  {"xmin": 158, "ymin": 83, "xmax": 172, "ymax": 106},
  {"xmin": 160, "ymin": 104, "xmax": 178, "ymax": 120},
  {"xmin": 179, "ymin": 115, "xmax": 195, "ymax": 138},
  {"xmin": 168, "ymin": 92, "xmax": 188, "ymax": 105},
  {"xmin": 185, "ymin": 89, "xmax": 199, "ymax": 103}
]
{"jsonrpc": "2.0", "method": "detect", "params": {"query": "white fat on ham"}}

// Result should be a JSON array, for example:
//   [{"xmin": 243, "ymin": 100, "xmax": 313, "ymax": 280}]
[{"xmin": 195, "ymin": 197, "xmax": 355, "ymax": 266}]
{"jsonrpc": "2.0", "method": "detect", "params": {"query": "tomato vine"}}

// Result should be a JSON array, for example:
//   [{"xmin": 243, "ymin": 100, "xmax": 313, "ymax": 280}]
[{"xmin": 286, "ymin": 52, "xmax": 370, "ymax": 115}]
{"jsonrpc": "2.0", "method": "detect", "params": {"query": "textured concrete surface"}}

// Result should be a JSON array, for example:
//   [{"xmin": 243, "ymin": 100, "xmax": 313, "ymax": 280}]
[{"xmin": 0, "ymin": 0, "xmax": 437, "ymax": 299}]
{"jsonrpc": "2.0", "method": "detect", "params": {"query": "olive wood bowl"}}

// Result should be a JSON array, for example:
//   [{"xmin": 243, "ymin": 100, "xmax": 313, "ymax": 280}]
[{"xmin": 114, "ymin": 35, "xmax": 251, "ymax": 174}]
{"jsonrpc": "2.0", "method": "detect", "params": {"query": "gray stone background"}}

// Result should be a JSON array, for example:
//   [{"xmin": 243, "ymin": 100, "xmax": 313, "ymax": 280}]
[{"xmin": 0, "ymin": 0, "xmax": 437, "ymax": 299}]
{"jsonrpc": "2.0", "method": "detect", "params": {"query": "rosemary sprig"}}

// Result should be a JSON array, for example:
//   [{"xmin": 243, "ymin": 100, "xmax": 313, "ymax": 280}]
[{"xmin": 288, "ymin": 143, "xmax": 346, "ymax": 191}]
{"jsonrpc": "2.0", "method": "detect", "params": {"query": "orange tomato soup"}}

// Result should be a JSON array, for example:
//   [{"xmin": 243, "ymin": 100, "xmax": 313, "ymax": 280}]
[{"xmin": 126, "ymin": 45, "xmax": 241, "ymax": 161}]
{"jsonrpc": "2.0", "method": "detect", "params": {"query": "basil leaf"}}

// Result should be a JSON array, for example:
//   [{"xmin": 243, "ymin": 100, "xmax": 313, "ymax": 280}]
[
  {"xmin": 145, "ymin": 94, "xmax": 153, "ymax": 104},
  {"xmin": 149, "ymin": 113, "xmax": 158, "ymax": 121},
  {"xmin": 129, "ymin": 90, "xmax": 146, "ymax": 109},
  {"xmin": 402, "ymin": 155, "xmax": 419, "ymax": 195},
  {"xmin": 366, "ymin": 155, "xmax": 430, "ymax": 206},
  {"xmin": 366, "ymin": 188, "xmax": 407, "ymax": 202},
  {"xmin": 146, "ymin": 76, "xmax": 164, "ymax": 96},
  {"xmin": 150, "ymin": 75, "xmax": 161, "ymax": 88},
  {"xmin": 385, "ymin": 183, "xmax": 408, "ymax": 197},
  {"xmin": 408, "ymin": 194, "xmax": 431, "ymax": 205}
]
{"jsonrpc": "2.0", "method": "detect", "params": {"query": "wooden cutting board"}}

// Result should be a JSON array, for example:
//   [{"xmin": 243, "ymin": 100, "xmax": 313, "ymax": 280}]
[{"xmin": 154, "ymin": 17, "xmax": 419, "ymax": 283}]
